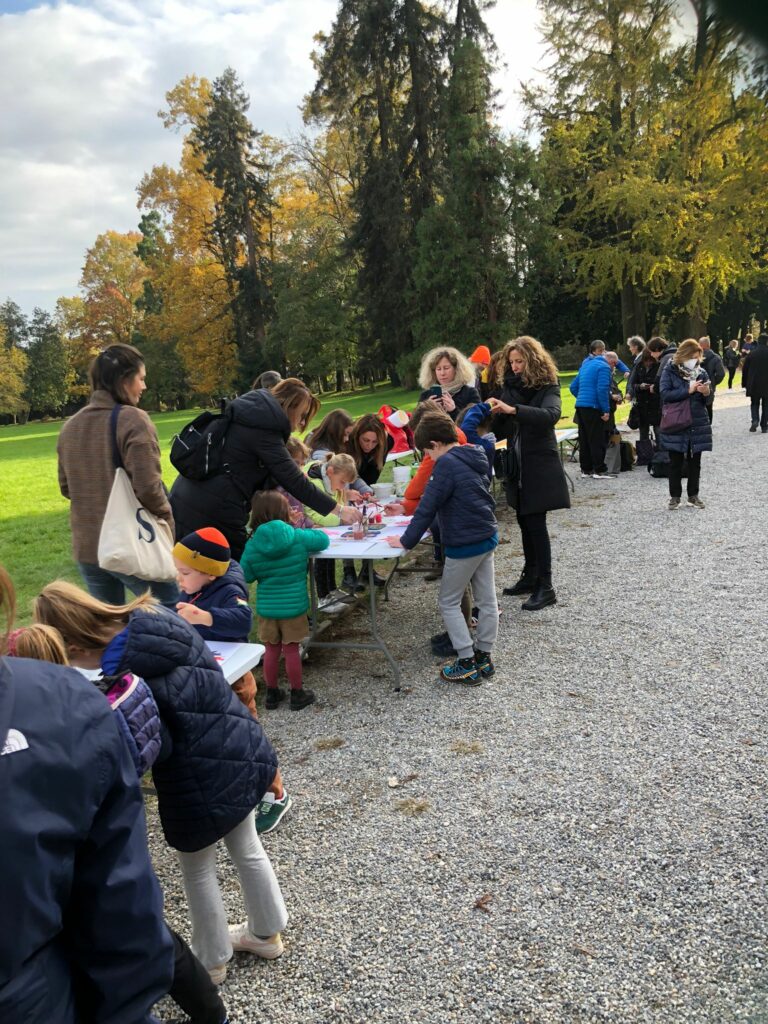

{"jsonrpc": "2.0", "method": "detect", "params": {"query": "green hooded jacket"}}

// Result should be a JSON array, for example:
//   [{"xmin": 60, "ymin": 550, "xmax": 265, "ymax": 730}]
[{"xmin": 240, "ymin": 520, "xmax": 330, "ymax": 618}]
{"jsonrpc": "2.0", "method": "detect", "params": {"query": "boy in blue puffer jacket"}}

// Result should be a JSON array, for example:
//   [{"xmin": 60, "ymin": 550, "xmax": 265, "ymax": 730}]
[{"xmin": 387, "ymin": 412, "xmax": 499, "ymax": 684}]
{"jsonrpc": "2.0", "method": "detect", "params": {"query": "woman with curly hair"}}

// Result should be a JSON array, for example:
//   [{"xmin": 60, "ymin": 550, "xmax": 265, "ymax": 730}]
[
  {"xmin": 418, "ymin": 346, "xmax": 480, "ymax": 420},
  {"xmin": 488, "ymin": 336, "xmax": 570, "ymax": 610}
]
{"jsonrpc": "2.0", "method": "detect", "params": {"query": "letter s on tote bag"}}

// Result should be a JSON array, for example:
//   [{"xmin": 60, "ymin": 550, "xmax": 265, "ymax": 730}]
[{"xmin": 97, "ymin": 407, "xmax": 177, "ymax": 582}]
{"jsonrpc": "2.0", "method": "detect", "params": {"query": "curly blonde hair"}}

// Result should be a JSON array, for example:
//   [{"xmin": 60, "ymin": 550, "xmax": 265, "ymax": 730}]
[
  {"xmin": 418, "ymin": 347, "xmax": 477, "ymax": 391},
  {"xmin": 500, "ymin": 336, "xmax": 559, "ymax": 388}
]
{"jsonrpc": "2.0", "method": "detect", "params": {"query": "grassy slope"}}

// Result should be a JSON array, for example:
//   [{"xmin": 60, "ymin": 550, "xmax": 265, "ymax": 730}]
[{"xmin": 0, "ymin": 373, "xmax": 611, "ymax": 623}]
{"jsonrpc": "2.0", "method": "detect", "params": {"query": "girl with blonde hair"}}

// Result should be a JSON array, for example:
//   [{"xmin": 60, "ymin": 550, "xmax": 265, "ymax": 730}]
[
  {"xmin": 418, "ymin": 346, "xmax": 480, "ymax": 420},
  {"xmin": 34, "ymin": 579, "xmax": 288, "ymax": 987},
  {"xmin": 488, "ymin": 336, "xmax": 570, "ymax": 610}
]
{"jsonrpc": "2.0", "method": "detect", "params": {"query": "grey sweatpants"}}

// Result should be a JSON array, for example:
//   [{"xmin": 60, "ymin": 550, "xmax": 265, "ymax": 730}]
[{"xmin": 438, "ymin": 550, "xmax": 498, "ymax": 660}]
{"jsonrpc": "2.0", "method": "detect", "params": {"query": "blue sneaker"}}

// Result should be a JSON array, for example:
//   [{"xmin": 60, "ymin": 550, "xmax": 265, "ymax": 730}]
[
  {"xmin": 440, "ymin": 656, "xmax": 480, "ymax": 685},
  {"xmin": 474, "ymin": 650, "xmax": 495, "ymax": 679}
]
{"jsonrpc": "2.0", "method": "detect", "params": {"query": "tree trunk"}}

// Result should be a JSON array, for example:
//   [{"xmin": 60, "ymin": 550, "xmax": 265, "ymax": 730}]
[{"xmin": 620, "ymin": 281, "xmax": 647, "ymax": 342}]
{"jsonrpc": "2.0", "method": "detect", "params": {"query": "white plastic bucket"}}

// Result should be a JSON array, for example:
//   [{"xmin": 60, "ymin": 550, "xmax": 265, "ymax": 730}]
[
  {"xmin": 393, "ymin": 465, "xmax": 411, "ymax": 496},
  {"xmin": 372, "ymin": 482, "xmax": 394, "ymax": 501}
]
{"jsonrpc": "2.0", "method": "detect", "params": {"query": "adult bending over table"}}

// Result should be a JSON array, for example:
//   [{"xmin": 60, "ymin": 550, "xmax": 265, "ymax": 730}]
[
  {"xmin": 418, "ymin": 346, "xmax": 480, "ymax": 420},
  {"xmin": 171, "ymin": 377, "xmax": 360, "ymax": 560},
  {"xmin": 57, "ymin": 343, "xmax": 178, "ymax": 606},
  {"xmin": 488, "ymin": 336, "xmax": 570, "ymax": 611}
]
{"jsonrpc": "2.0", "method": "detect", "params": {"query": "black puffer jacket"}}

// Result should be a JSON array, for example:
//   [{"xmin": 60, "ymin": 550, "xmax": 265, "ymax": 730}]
[
  {"xmin": 492, "ymin": 375, "xmax": 571, "ymax": 516},
  {"xmin": 743, "ymin": 341, "xmax": 768, "ymax": 398},
  {"xmin": 102, "ymin": 610, "xmax": 278, "ymax": 853},
  {"xmin": 170, "ymin": 389, "xmax": 335, "ymax": 559},
  {"xmin": 418, "ymin": 384, "xmax": 481, "ymax": 421},
  {"xmin": 632, "ymin": 361, "xmax": 661, "ymax": 425}
]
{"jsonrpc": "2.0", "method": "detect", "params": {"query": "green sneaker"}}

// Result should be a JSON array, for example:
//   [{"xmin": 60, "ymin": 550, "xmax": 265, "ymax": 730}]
[
  {"xmin": 474, "ymin": 650, "xmax": 495, "ymax": 679},
  {"xmin": 255, "ymin": 791, "xmax": 293, "ymax": 834},
  {"xmin": 440, "ymin": 656, "xmax": 480, "ymax": 685}
]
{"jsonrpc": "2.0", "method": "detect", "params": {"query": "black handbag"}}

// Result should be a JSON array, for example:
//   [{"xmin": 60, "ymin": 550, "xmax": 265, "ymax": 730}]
[{"xmin": 627, "ymin": 403, "xmax": 639, "ymax": 430}]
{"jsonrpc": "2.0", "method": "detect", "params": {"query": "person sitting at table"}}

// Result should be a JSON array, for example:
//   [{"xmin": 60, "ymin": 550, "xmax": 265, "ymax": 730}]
[
  {"xmin": 343, "ymin": 415, "xmax": 393, "ymax": 592},
  {"xmin": 241, "ymin": 491, "xmax": 330, "ymax": 712},
  {"xmin": 418, "ymin": 346, "xmax": 480, "ymax": 420},
  {"xmin": 305, "ymin": 409, "xmax": 354, "ymax": 461},
  {"xmin": 304, "ymin": 453, "xmax": 359, "ymax": 606}
]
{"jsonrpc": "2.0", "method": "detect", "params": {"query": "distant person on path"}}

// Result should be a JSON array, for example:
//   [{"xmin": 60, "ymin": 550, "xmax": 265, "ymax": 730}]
[
  {"xmin": 723, "ymin": 339, "xmax": 741, "ymax": 389},
  {"xmin": 632, "ymin": 339, "xmax": 664, "ymax": 460},
  {"xmin": 740, "ymin": 334, "xmax": 754, "ymax": 359},
  {"xmin": 170, "ymin": 378, "xmax": 360, "ymax": 560},
  {"xmin": 658, "ymin": 339, "xmax": 712, "ymax": 510},
  {"xmin": 0, "ymin": 565, "xmax": 174, "ymax": 1024},
  {"xmin": 742, "ymin": 333, "xmax": 768, "ymax": 432},
  {"xmin": 699, "ymin": 337, "xmax": 725, "ymax": 423},
  {"xmin": 657, "ymin": 337, "xmax": 678, "ymax": 375},
  {"xmin": 570, "ymin": 340, "xmax": 614, "ymax": 479},
  {"xmin": 418, "ymin": 346, "xmax": 480, "ymax": 421},
  {"xmin": 57, "ymin": 343, "xmax": 178, "ymax": 606},
  {"xmin": 625, "ymin": 336, "xmax": 646, "ymax": 400},
  {"xmin": 489, "ymin": 336, "xmax": 570, "ymax": 610},
  {"xmin": 468, "ymin": 344, "xmax": 492, "ymax": 389}
]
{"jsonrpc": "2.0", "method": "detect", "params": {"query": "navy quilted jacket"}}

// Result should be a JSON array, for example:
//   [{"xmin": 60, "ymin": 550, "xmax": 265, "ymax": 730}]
[
  {"xmin": 399, "ymin": 445, "xmax": 496, "ymax": 553},
  {"xmin": 182, "ymin": 559, "xmax": 253, "ymax": 643},
  {"xmin": 658, "ymin": 363, "xmax": 713, "ymax": 454},
  {"xmin": 102, "ymin": 609, "xmax": 277, "ymax": 852}
]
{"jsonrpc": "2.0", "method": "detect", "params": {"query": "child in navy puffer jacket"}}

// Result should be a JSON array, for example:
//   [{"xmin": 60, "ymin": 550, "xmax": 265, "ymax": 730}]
[{"xmin": 387, "ymin": 412, "xmax": 499, "ymax": 686}]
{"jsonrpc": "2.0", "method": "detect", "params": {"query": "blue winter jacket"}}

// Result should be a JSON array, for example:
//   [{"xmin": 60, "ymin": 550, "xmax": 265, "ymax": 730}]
[
  {"xmin": 400, "ymin": 444, "xmax": 497, "ymax": 557},
  {"xmin": 101, "ymin": 609, "xmax": 278, "ymax": 852},
  {"xmin": 658, "ymin": 362, "xmax": 713, "ymax": 454},
  {"xmin": 570, "ymin": 356, "xmax": 612, "ymax": 413},
  {"xmin": 182, "ymin": 559, "xmax": 253, "ymax": 642},
  {"xmin": 459, "ymin": 402, "xmax": 496, "ymax": 475},
  {"xmin": 0, "ymin": 656, "xmax": 173, "ymax": 1023}
]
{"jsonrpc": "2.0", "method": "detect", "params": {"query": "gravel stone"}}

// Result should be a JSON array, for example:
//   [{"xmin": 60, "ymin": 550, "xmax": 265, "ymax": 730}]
[{"xmin": 153, "ymin": 398, "xmax": 767, "ymax": 1023}]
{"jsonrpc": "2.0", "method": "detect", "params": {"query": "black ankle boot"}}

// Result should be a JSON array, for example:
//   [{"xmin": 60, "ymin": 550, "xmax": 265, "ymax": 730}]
[
  {"xmin": 521, "ymin": 575, "xmax": 557, "ymax": 611},
  {"xmin": 503, "ymin": 566, "xmax": 536, "ymax": 596}
]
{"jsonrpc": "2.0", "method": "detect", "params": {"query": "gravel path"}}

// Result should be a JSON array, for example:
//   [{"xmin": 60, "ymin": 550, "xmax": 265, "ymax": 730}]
[{"xmin": 153, "ymin": 396, "xmax": 767, "ymax": 1024}]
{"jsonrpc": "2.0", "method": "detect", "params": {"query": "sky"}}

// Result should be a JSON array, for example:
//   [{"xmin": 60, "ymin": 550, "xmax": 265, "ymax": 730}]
[{"xmin": 0, "ymin": 0, "xmax": 555, "ymax": 315}]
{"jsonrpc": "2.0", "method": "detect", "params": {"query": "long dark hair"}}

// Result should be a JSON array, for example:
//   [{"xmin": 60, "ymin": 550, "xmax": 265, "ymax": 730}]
[
  {"xmin": 88, "ymin": 344, "xmax": 145, "ymax": 403},
  {"xmin": 347, "ymin": 415, "xmax": 388, "ymax": 472},
  {"xmin": 305, "ymin": 409, "xmax": 353, "ymax": 454}
]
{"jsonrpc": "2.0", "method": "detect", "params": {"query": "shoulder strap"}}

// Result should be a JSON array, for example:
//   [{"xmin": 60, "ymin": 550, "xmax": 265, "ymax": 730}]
[{"xmin": 109, "ymin": 405, "xmax": 124, "ymax": 470}]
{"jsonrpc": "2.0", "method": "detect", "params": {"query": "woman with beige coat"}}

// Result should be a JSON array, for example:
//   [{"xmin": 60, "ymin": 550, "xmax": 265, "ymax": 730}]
[{"xmin": 57, "ymin": 343, "xmax": 178, "ymax": 605}]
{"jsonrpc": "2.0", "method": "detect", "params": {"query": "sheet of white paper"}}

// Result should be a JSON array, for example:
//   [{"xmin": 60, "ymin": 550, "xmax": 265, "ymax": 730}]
[{"xmin": 205, "ymin": 641, "xmax": 265, "ymax": 685}]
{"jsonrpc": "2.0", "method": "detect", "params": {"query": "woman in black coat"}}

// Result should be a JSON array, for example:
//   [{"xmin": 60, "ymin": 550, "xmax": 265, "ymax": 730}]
[
  {"xmin": 171, "ymin": 378, "xmax": 360, "ymax": 559},
  {"xmin": 418, "ymin": 346, "xmax": 481, "ymax": 421},
  {"xmin": 632, "ymin": 343, "xmax": 663, "ymax": 443},
  {"xmin": 489, "ymin": 336, "xmax": 570, "ymax": 611}
]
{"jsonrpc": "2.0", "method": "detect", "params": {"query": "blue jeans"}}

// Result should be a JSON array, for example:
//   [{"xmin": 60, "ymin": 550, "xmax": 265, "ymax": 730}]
[{"xmin": 78, "ymin": 562, "xmax": 179, "ymax": 608}]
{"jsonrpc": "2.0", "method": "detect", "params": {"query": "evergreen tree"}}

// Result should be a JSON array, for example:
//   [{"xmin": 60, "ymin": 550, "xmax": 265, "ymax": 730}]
[
  {"xmin": 192, "ymin": 68, "xmax": 272, "ymax": 387},
  {"xmin": 24, "ymin": 309, "xmax": 73, "ymax": 416}
]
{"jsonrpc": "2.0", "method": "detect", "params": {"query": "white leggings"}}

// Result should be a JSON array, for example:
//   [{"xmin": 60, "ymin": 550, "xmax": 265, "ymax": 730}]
[{"xmin": 176, "ymin": 811, "xmax": 288, "ymax": 969}]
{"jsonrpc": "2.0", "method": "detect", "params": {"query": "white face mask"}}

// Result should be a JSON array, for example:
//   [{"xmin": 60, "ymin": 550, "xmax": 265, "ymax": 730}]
[{"xmin": 683, "ymin": 358, "xmax": 699, "ymax": 370}]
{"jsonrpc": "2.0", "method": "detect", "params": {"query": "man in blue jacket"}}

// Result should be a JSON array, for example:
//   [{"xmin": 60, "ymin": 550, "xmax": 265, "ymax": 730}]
[
  {"xmin": 570, "ymin": 340, "xmax": 614, "ymax": 478},
  {"xmin": 0, "ymin": 591, "xmax": 174, "ymax": 1022},
  {"xmin": 387, "ymin": 412, "xmax": 498, "ymax": 685}
]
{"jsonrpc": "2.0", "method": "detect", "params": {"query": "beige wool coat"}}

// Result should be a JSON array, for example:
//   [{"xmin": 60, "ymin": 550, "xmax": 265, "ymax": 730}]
[{"xmin": 57, "ymin": 390, "xmax": 174, "ymax": 565}]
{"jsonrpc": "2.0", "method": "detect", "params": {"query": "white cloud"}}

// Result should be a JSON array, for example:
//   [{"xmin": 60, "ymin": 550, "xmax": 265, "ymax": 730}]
[{"xmin": 0, "ymin": 0, "xmax": 544, "ymax": 315}]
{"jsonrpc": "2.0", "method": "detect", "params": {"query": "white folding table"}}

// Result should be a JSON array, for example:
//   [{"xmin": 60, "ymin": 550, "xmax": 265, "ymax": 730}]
[{"xmin": 307, "ymin": 517, "xmax": 419, "ymax": 685}]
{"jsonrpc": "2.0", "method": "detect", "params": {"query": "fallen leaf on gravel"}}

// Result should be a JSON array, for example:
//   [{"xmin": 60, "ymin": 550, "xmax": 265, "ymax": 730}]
[
  {"xmin": 401, "ymin": 772, "xmax": 418, "ymax": 783},
  {"xmin": 451, "ymin": 739, "xmax": 484, "ymax": 754},
  {"xmin": 566, "ymin": 691, "xmax": 582, "ymax": 698},
  {"xmin": 574, "ymin": 943, "xmax": 599, "ymax": 958},
  {"xmin": 388, "ymin": 776, "xmax": 401, "ymax": 788},
  {"xmin": 474, "ymin": 893, "xmax": 493, "ymax": 914},
  {"xmin": 740, "ymin": 738, "xmax": 758, "ymax": 746},
  {"xmin": 315, "ymin": 737, "xmax": 345, "ymax": 751},
  {"xmin": 395, "ymin": 797, "xmax": 429, "ymax": 816}
]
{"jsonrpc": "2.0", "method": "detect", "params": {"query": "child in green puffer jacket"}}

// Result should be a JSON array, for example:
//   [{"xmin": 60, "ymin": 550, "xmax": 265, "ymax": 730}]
[{"xmin": 241, "ymin": 491, "xmax": 330, "ymax": 712}]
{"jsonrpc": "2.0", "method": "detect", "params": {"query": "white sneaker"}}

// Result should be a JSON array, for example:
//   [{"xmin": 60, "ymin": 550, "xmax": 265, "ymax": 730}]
[
  {"xmin": 592, "ymin": 472, "xmax": 617, "ymax": 479},
  {"xmin": 228, "ymin": 924, "xmax": 284, "ymax": 959},
  {"xmin": 208, "ymin": 964, "xmax": 227, "ymax": 985}
]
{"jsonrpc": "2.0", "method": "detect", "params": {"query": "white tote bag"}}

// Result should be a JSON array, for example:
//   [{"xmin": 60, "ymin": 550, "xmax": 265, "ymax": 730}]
[{"xmin": 97, "ymin": 407, "xmax": 177, "ymax": 582}]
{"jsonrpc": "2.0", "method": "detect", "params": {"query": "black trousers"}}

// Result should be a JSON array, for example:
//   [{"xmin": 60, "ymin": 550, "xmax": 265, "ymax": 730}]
[
  {"xmin": 576, "ymin": 408, "xmax": 608, "ymax": 474},
  {"xmin": 751, "ymin": 396, "xmax": 768, "ymax": 429},
  {"xmin": 727, "ymin": 367, "xmax": 737, "ymax": 388},
  {"xmin": 169, "ymin": 927, "xmax": 226, "ymax": 1024},
  {"xmin": 516, "ymin": 510, "xmax": 552, "ymax": 577},
  {"xmin": 668, "ymin": 451, "xmax": 702, "ymax": 499},
  {"xmin": 315, "ymin": 559, "xmax": 336, "ymax": 598}
]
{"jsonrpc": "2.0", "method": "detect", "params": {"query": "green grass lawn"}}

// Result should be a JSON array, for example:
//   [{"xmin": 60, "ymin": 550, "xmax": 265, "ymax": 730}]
[{"xmin": 0, "ymin": 372, "xmax": 620, "ymax": 624}]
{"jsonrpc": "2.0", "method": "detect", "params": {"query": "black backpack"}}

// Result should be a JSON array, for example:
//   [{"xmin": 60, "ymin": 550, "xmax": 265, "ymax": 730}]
[
  {"xmin": 170, "ymin": 400, "xmax": 234, "ymax": 481},
  {"xmin": 648, "ymin": 449, "xmax": 688, "ymax": 478}
]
